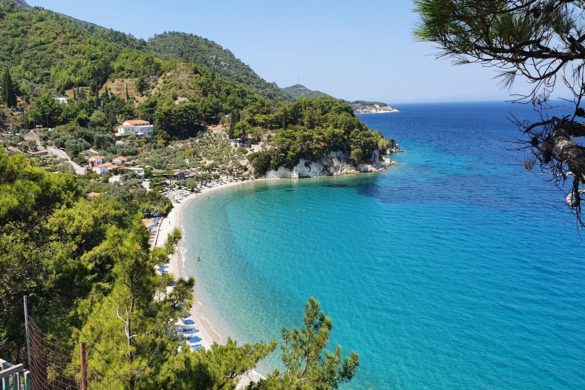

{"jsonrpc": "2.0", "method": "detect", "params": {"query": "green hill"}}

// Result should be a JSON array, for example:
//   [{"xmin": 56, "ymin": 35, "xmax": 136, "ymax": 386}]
[
  {"xmin": 148, "ymin": 32, "xmax": 291, "ymax": 101},
  {"xmin": 282, "ymin": 84, "xmax": 330, "ymax": 100},
  {"xmin": 0, "ymin": 0, "xmax": 391, "ymax": 164}
]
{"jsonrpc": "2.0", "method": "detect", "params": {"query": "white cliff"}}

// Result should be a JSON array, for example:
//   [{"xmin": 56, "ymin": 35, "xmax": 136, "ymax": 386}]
[{"xmin": 265, "ymin": 151, "xmax": 398, "ymax": 179}]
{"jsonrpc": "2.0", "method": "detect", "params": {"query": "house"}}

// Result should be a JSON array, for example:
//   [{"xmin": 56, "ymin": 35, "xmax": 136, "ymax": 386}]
[
  {"xmin": 93, "ymin": 163, "xmax": 116, "ymax": 175},
  {"xmin": 130, "ymin": 167, "xmax": 145, "ymax": 177},
  {"xmin": 112, "ymin": 156, "xmax": 128, "ymax": 166},
  {"xmin": 116, "ymin": 120, "xmax": 154, "ymax": 138},
  {"xmin": 53, "ymin": 96, "xmax": 68, "ymax": 105},
  {"xmin": 88, "ymin": 155, "xmax": 105, "ymax": 167},
  {"xmin": 229, "ymin": 138, "xmax": 245, "ymax": 147}
]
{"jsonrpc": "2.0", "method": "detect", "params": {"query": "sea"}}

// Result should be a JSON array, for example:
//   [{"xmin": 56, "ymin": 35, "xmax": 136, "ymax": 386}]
[{"xmin": 182, "ymin": 102, "xmax": 585, "ymax": 389}]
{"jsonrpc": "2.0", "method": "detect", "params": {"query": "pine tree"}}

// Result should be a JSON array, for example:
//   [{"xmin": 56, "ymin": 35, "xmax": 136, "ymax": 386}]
[
  {"xmin": 1, "ymin": 68, "xmax": 17, "ymax": 107},
  {"xmin": 252, "ymin": 298, "xmax": 360, "ymax": 389}
]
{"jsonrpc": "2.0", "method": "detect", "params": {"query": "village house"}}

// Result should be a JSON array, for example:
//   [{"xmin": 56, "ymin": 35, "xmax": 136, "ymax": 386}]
[
  {"xmin": 93, "ymin": 162, "xmax": 117, "ymax": 175},
  {"xmin": 112, "ymin": 156, "xmax": 128, "ymax": 166},
  {"xmin": 115, "ymin": 120, "xmax": 154, "ymax": 138},
  {"xmin": 129, "ymin": 167, "xmax": 146, "ymax": 177},
  {"xmin": 229, "ymin": 138, "xmax": 245, "ymax": 147},
  {"xmin": 88, "ymin": 155, "xmax": 105, "ymax": 167}
]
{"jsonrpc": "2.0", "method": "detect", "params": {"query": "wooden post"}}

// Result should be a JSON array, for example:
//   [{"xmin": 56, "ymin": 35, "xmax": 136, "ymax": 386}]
[{"xmin": 79, "ymin": 343, "xmax": 87, "ymax": 390}]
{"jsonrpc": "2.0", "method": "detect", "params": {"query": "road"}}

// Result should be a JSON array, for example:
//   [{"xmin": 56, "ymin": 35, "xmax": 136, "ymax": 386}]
[{"xmin": 46, "ymin": 147, "xmax": 86, "ymax": 175}]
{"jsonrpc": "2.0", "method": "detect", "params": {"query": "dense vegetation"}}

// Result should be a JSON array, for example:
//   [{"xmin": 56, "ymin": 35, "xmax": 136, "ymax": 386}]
[
  {"xmin": 148, "ymin": 32, "xmax": 291, "ymax": 102},
  {"xmin": 281, "ymin": 84, "xmax": 330, "ymax": 100},
  {"xmin": 246, "ymin": 98, "xmax": 391, "ymax": 175}
]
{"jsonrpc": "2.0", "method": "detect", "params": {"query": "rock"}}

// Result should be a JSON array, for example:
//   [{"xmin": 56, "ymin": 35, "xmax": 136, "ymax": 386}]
[{"xmin": 266, "ymin": 151, "xmax": 396, "ymax": 179}]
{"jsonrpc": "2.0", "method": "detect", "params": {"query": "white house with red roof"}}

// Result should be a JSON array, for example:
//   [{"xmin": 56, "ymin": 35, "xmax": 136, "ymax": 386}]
[
  {"xmin": 88, "ymin": 155, "xmax": 105, "ymax": 167},
  {"xmin": 116, "ymin": 120, "xmax": 154, "ymax": 138},
  {"xmin": 93, "ymin": 162, "xmax": 117, "ymax": 175}
]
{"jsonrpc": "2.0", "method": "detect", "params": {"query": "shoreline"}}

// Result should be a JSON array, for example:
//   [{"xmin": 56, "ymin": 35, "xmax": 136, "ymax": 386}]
[
  {"xmin": 155, "ymin": 179, "xmax": 259, "ymax": 349},
  {"xmin": 155, "ymin": 178, "xmax": 268, "ymax": 387},
  {"xmin": 155, "ymin": 171, "xmax": 392, "ymax": 348},
  {"xmin": 153, "ymin": 169, "xmax": 392, "ymax": 384}
]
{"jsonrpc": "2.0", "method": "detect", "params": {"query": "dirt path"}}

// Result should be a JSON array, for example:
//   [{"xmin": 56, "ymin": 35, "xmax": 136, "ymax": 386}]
[{"xmin": 46, "ymin": 146, "xmax": 86, "ymax": 175}]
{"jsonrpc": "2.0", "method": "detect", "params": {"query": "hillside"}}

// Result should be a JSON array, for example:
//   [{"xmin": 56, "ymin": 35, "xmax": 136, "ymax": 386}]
[
  {"xmin": 0, "ymin": 1, "xmax": 284, "ymax": 102},
  {"xmin": 0, "ymin": 1, "xmax": 158, "ymax": 93},
  {"xmin": 148, "ymin": 32, "xmax": 291, "ymax": 101},
  {"xmin": 282, "ymin": 84, "xmax": 330, "ymax": 100},
  {"xmin": 0, "ymin": 0, "xmax": 394, "ymax": 167}
]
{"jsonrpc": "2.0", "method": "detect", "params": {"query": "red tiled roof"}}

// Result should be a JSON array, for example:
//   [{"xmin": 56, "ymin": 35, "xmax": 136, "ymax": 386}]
[
  {"xmin": 95, "ymin": 163, "xmax": 117, "ymax": 169},
  {"xmin": 125, "ymin": 120, "xmax": 151, "ymax": 125}
]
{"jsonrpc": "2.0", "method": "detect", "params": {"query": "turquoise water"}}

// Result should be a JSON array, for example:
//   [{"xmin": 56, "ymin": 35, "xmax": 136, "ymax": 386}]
[{"xmin": 183, "ymin": 102, "xmax": 585, "ymax": 389}]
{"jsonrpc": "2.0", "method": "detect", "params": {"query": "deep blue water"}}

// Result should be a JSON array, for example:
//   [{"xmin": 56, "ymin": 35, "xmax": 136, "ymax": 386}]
[{"xmin": 183, "ymin": 102, "xmax": 585, "ymax": 389}]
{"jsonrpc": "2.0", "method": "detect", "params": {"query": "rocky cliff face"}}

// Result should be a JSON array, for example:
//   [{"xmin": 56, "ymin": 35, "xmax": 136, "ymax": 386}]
[{"xmin": 265, "ymin": 151, "xmax": 397, "ymax": 179}]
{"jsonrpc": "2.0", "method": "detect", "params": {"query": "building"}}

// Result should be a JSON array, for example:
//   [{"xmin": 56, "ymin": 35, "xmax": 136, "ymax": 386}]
[
  {"xmin": 116, "ymin": 120, "xmax": 154, "ymax": 138},
  {"xmin": 53, "ymin": 96, "xmax": 68, "ymax": 105},
  {"xmin": 88, "ymin": 155, "xmax": 105, "ymax": 167},
  {"xmin": 93, "ymin": 163, "xmax": 116, "ymax": 175},
  {"xmin": 130, "ymin": 167, "xmax": 145, "ymax": 177},
  {"xmin": 112, "ymin": 156, "xmax": 128, "ymax": 166},
  {"xmin": 229, "ymin": 138, "xmax": 245, "ymax": 147}
]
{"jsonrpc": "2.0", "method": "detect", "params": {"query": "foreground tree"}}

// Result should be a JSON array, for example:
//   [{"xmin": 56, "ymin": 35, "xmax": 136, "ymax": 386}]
[
  {"xmin": 415, "ymin": 0, "xmax": 585, "ymax": 224},
  {"xmin": 72, "ymin": 219, "xmax": 192, "ymax": 389},
  {"xmin": 157, "ymin": 339, "xmax": 276, "ymax": 389},
  {"xmin": 252, "ymin": 298, "xmax": 359, "ymax": 389}
]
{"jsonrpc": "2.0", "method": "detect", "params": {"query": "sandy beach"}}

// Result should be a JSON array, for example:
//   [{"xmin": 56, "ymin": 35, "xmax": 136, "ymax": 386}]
[
  {"xmin": 154, "ymin": 179, "xmax": 269, "ymax": 387},
  {"xmin": 154, "ymin": 180, "xmax": 257, "ymax": 349}
]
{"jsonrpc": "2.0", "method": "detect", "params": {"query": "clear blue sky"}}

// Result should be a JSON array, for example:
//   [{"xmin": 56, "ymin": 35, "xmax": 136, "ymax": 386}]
[{"xmin": 27, "ymin": 0, "xmax": 536, "ymax": 103}]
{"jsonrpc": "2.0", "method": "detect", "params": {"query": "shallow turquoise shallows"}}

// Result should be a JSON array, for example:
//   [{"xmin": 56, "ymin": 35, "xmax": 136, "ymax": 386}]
[{"xmin": 183, "ymin": 102, "xmax": 585, "ymax": 389}]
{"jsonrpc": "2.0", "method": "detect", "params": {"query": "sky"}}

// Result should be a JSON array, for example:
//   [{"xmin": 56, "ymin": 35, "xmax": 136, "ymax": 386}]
[{"xmin": 26, "ymin": 0, "xmax": 539, "ymax": 104}]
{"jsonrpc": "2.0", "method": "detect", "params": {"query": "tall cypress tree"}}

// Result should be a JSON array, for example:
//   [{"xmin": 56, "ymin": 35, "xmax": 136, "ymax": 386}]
[{"xmin": 1, "ymin": 68, "xmax": 17, "ymax": 107}]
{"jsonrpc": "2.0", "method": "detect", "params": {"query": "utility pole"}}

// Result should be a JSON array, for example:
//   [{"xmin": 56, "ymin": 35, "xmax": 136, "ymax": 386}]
[
  {"xmin": 23, "ymin": 296, "xmax": 31, "ymax": 370},
  {"xmin": 79, "ymin": 343, "xmax": 87, "ymax": 390}
]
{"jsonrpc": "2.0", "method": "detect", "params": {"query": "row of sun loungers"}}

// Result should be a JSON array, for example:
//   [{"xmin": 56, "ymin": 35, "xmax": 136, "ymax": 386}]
[
  {"xmin": 155, "ymin": 260, "xmax": 204, "ymax": 351},
  {"xmin": 176, "ymin": 316, "xmax": 203, "ymax": 351}
]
